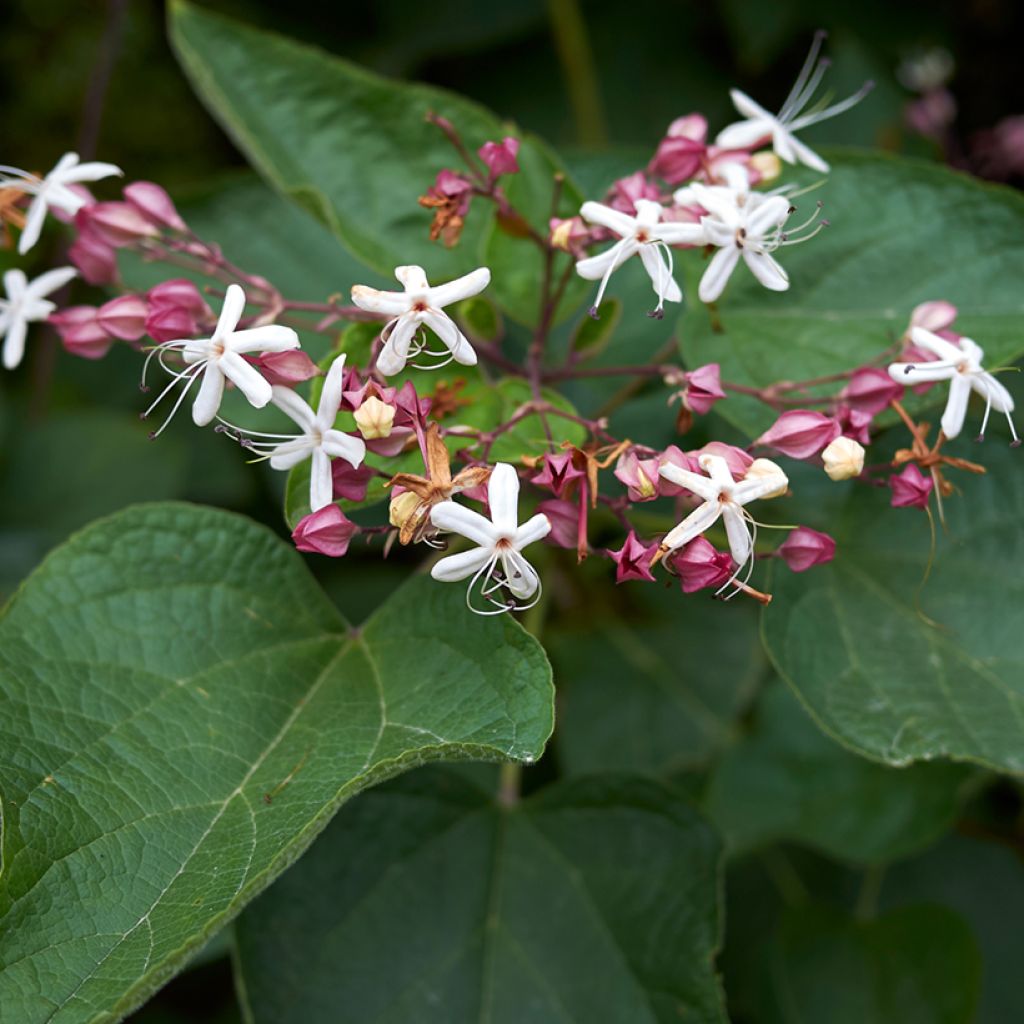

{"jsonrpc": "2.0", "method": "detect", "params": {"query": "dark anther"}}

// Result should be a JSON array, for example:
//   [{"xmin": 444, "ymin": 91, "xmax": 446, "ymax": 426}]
[
  {"xmin": 1011, "ymin": 439, "xmax": 1022, "ymax": 448},
  {"xmin": 788, "ymin": 205, "xmax": 797, "ymax": 214},
  {"xmin": 974, "ymin": 433, "xmax": 985, "ymax": 443},
  {"xmin": 903, "ymin": 365, "xmax": 915, "ymax": 375},
  {"xmin": 820, "ymin": 219, "xmax": 831, "ymax": 227},
  {"xmin": 147, "ymin": 431, "xmax": 158, "ymax": 441},
  {"xmin": 588, "ymin": 306, "xmax": 600, "ymax": 320},
  {"xmin": 646, "ymin": 309, "xmax": 664, "ymax": 320},
  {"xmin": 139, "ymin": 384, "xmax": 150, "ymax": 393}
]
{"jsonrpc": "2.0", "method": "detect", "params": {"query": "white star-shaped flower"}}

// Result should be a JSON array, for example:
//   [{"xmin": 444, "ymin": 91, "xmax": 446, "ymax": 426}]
[
  {"xmin": 430, "ymin": 463, "xmax": 551, "ymax": 614},
  {"xmin": 143, "ymin": 283, "xmax": 299, "ymax": 434},
  {"xmin": 658, "ymin": 453, "xmax": 788, "ymax": 571},
  {"xmin": 576, "ymin": 198, "xmax": 705, "ymax": 317},
  {"xmin": 222, "ymin": 354, "xmax": 367, "ymax": 513},
  {"xmin": 0, "ymin": 266, "xmax": 78, "ymax": 369},
  {"xmin": 889, "ymin": 327, "xmax": 1018, "ymax": 443},
  {"xmin": 681, "ymin": 170, "xmax": 796, "ymax": 303},
  {"xmin": 350, "ymin": 265, "xmax": 489, "ymax": 376},
  {"xmin": 0, "ymin": 152, "xmax": 123, "ymax": 254},
  {"xmin": 715, "ymin": 32, "xmax": 873, "ymax": 174}
]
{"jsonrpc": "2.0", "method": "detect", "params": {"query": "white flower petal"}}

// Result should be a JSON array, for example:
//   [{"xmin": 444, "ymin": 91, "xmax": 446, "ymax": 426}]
[
  {"xmin": 514, "ymin": 512, "xmax": 552, "ymax": 550},
  {"xmin": 657, "ymin": 462, "xmax": 721, "ymax": 502},
  {"xmin": 192, "ymin": 364, "xmax": 225, "ymax": 426},
  {"xmin": 973, "ymin": 372, "xmax": 1014, "ymax": 414},
  {"xmin": 271, "ymin": 385, "xmax": 317, "ymax": 432},
  {"xmin": 715, "ymin": 117, "xmax": 773, "ymax": 151},
  {"xmin": 316, "ymin": 354, "xmax": 347, "ymax": 426},
  {"xmin": 698, "ymin": 246, "xmax": 741, "ymax": 303},
  {"xmin": 638, "ymin": 246, "xmax": 682, "ymax": 302},
  {"xmin": 732, "ymin": 470, "xmax": 789, "ymax": 505},
  {"xmin": 910, "ymin": 326, "xmax": 965, "ymax": 364},
  {"xmin": 501, "ymin": 550, "xmax": 540, "ymax": 599},
  {"xmin": 699, "ymin": 454, "xmax": 736, "ymax": 489},
  {"xmin": 431, "ymin": 546, "xmax": 494, "ymax": 583},
  {"xmin": 743, "ymin": 250, "xmax": 789, "ymax": 292},
  {"xmin": 722, "ymin": 505, "xmax": 752, "ymax": 566},
  {"xmin": 424, "ymin": 312, "xmax": 477, "ymax": 366},
  {"xmin": 24, "ymin": 265, "xmax": 77, "ymax": 302},
  {"xmin": 322, "ymin": 429, "xmax": 366, "ymax": 467},
  {"xmin": 431, "ymin": 501, "xmax": 499, "ymax": 548},
  {"xmin": 214, "ymin": 284, "xmax": 246, "ymax": 338},
  {"xmin": 268, "ymin": 438, "xmax": 314, "ymax": 471},
  {"xmin": 940, "ymin": 374, "xmax": 971, "ymax": 440},
  {"xmin": 888, "ymin": 361, "xmax": 958, "ymax": 385},
  {"xmin": 574, "ymin": 237, "xmax": 636, "ymax": 281},
  {"xmin": 63, "ymin": 160, "xmax": 122, "ymax": 184},
  {"xmin": 745, "ymin": 196, "xmax": 791, "ymax": 237},
  {"xmin": 3, "ymin": 269, "xmax": 27, "ymax": 301},
  {"xmin": 350, "ymin": 284, "xmax": 410, "ymax": 317},
  {"xmin": 395, "ymin": 265, "xmax": 430, "ymax": 292},
  {"xmin": 654, "ymin": 221, "xmax": 708, "ymax": 246},
  {"xmin": 376, "ymin": 317, "xmax": 418, "ymax": 376},
  {"xmin": 2, "ymin": 317, "xmax": 28, "ymax": 370},
  {"xmin": 661, "ymin": 500, "xmax": 723, "ymax": 552},
  {"xmin": 427, "ymin": 267, "xmax": 491, "ymax": 308},
  {"xmin": 784, "ymin": 134, "xmax": 829, "ymax": 173},
  {"xmin": 487, "ymin": 463, "xmax": 520, "ymax": 534},
  {"xmin": 219, "ymin": 351, "xmax": 273, "ymax": 409},
  {"xmin": 228, "ymin": 324, "xmax": 300, "ymax": 355},
  {"xmin": 730, "ymin": 88, "xmax": 773, "ymax": 122},
  {"xmin": 17, "ymin": 196, "xmax": 49, "ymax": 255},
  {"xmin": 309, "ymin": 448, "xmax": 333, "ymax": 511},
  {"xmin": 578, "ymin": 201, "xmax": 637, "ymax": 237}
]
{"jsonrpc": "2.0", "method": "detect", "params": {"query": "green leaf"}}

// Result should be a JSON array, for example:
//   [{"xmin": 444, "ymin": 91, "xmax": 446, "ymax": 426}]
[
  {"xmin": 705, "ymin": 682, "xmax": 975, "ymax": 864},
  {"xmin": 569, "ymin": 297, "xmax": 622, "ymax": 360},
  {"xmin": 0, "ymin": 504, "xmax": 553, "ymax": 1023},
  {"xmin": 168, "ymin": 1, "xmax": 586, "ymax": 325},
  {"xmin": 234, "ymin": 769, "xmax": 727, "ymax": 1024},
  {"xmin": 761, "ymin": 905, "xmax": 981, "ymax": 1024},
  {"xmin": 549, "ymin": 578, "xmax": 762, "ymax": 777},
  {"xmin": 679, "ymin": 150, "xmax": 1024, "ymax": 437},
  {"xmin": 763, "ymin": 438, "xmax": 1024, "ymax": 774}
]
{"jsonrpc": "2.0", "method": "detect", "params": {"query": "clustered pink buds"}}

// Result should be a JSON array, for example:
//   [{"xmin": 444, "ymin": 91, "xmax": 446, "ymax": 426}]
[
  {"xmin": 776, "ymin": 527, "xmax": 836, "ymax": 571},
  {"xmin": 478, "ymin": 137, "xmax": 520, "ymax": 178},
  {"xmin": 889, "ymin": 464, "xmax": 934, "ymax": 510},
  {"xmin": 755, "ymin": 409, "xmax": 841, "ymax": 459},
  {"xmin": 48, "ymin": 306, "xmax": 114, "ymax": 360},
  {"xmin": 123, "ymin": 181, "xmax": 188, "ymax": 232},
  {"xmin": 145, "ymin": 279, "xmax": 211, "ymax": 342}
]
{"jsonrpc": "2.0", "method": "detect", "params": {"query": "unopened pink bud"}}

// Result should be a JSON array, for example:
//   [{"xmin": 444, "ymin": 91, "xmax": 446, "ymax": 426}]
[
  {"xmin": 145, "ymin": 304, "xmax": 197, "ymax": 343},
  {"xmin": 681, "ymin": 362, "xmax": 725, "ymax": 415},
  {"xmin": 331, "ymin": 460, "xmax": 375, "ymax": 502},
  {"xmin": 124, "ymin": 181, "xmax": 187, "ymax": 231},
  {"xmin": 666, "ymin": 113, "xmax": 708, "ymax": 141},
  {"xmin": 841, "ymin": 367, "xmax": 904, "ymax": 416},
  {"xmin": 692, "ymin": 442, "xmax": 753, "ymax": 479},
  {"xmin": 776, "ymin": 527, "xmax": 836, "ymax": 572},
  {"xmin": 607, "ymin": 531, "xmax": 659, "ymax": 583},
  {"xmin": 614, "ymin": 450, "xmax": 660, "ymax": 501},
  {"xmin": 478, "ymin": 136, "xmax": 520, "ymax": 177},
  {"xmin": 76, "ymin": 202, "xmax": 159, "ymax": 247},
  {"xmin": 649, "ymin": 117, "xmax": 707, "ymax": 184},
  {"xmin": 889, "ymin": 464, "xmax": 933, "ymax": 510},
  {"xmin": 755, "ymin": 410, "xmax": 841, "ymax": 460},
  {"xmin": 252, "ymin": 349, "xmax": 320, "ymax": 387},
  {"xmin": 909, "ymin": 299, "xmax": 957, "ymax": 334},
  {"xmin": 68, "ymin": 230, "xmax": 118, "ymax": 285},
  {"xmin": 537, "ymin": 499, "xmax": 578, "ymax": 549},
  {"xmin": 655, "ymin": 445, "xmax": 699, "ymax": 497},
  {"xmin": 291, "ymin": 505, "xmax": 358, "ymax": 556},
  {"xmin": 667, "ymin": 537, "xmax": 735, "ymax": 593},
  {"xmin": 96, "ymin": 294, "xmax": 148, "ymax": 341},
  {"xmin": 606, "ymin": 171, "xmax": 660, "ymax": 214},
  {"xmin": 531, "ymin": 452, "xmax": 585, "ymax": 498},
  {"xmin": 836, "ymin": 404, "xmax": 874, "ymax": 445},
  {"xmin": 147, "ymin": 278, "xmax": 210, "ymax": 318},
  {"xmin": 49, "ymin": 306, "xmax": 114, "ymax": 360}
]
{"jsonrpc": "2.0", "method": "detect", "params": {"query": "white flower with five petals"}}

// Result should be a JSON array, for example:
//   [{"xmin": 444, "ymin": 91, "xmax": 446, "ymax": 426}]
[
  {"xmin": 142, "ymin": 283, "xmax": 299, "ymax": 434},
  {"xmin": 350, "ymin": 265, "xmax": 489, "ymax": 376},
  {"xmin": 430, "ymin": 463, "xmax": 551, "ymax": 613},
  {"xmin": 221, "ymin": 354, "xmax": 367, "ymax": 512},
  {"xmin": 0, "ymin": 266, "xmax": 77, "ymax": 369},
  {"xmin": 658, "ymin": 453, "xmax": 788, "ymax": 576},
  {"xmin": 0, "ymin": 152, "xmax": 122, "ymax": 254},
  {"xmin": 715, "ymin": 32, "xmax": 873, "ymax": 174},
  {"xmin": 888, "ymin": 327, "xmax": 1018, "ymax": 443},
  {"xmin": 575, "ymin": 198, "xmax": 705, "ymax": 317}
]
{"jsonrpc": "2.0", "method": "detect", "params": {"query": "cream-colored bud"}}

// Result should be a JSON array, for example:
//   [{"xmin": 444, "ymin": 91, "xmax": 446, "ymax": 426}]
[
  {"xmin": 389, "ymin": 490, "xmax": 420, "ymax": 529},
  {"xmin": 822, "ymin": 437, "xmax": 865, "ymax": 481},
  {"xmin": 744, "ymin": 458, "xmax": 788, "ymax": 498},
  {"xmin": 550, "ymin": 219, "xmax": 574, "ymax": 252},
  {"xmin": 354, "ymin": 396, "xmax": 396, "ymax": 440},
  {"xmin": 749, "ymin": 152, "xmax": 782, "ymax": 183}
]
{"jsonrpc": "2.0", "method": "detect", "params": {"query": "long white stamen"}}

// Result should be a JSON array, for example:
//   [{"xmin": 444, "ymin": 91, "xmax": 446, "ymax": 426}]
[
  {"xmin": 778, "ymin": 30, "xmax": 828, "ymax": 120},
  {"xmin": 144, "ymin": 363, "xmax": 205, "ymax": 438},
  {"xmin": 788, "ymin": 81, "xmax": 875, "ymax": 130},
  {"xmin": 781, "ymin": 59, "xmax": 832, "ymax": 124},
  {"xmin": 588, "ymin": 239, "xmax": 630, "ymax": 317}
]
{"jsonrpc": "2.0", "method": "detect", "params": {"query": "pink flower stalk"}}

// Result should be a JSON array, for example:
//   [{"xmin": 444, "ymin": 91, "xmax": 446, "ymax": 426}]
[
  {"xmin": 667, "ymin": 537, "xmax": 735, "ymax": 593},
  {"xmin": 655, "ymin": 446, "xmax": 700, "ymax": 497},
  {"xmin": 291, "ymin": 505, "xmax": 358, "ymax": 556},
  {"xmin": 531, "ymin": 452, "xmax": 585, "ymax": 498},
  {"xmin": 889, "ymin": 464, "xmax": 934, "ymax": 510},
  {"xmin": 680, "ymin": 363, "xmax": 725, "ymax": 415},
  {"xmin": 614, "ymin": 450, "xmax": 661, "ymax": 501},
  {"xmin": 755, "ymin": 410, "xmax": 841, "ymax": 460},
  {"xmin": 537, "ymin": 499, "xmax": 577, "ymax": 549},
  {"xmin": 96, "ymin": 294, "xmax": 148, "ymax": 341},
  {"xmin": 605, "ymin": 171, "xmax": 661, "ymax": 215},
  {"xmin": 840, "ymin": 367, "xmax": 904, "ymax": 416},
  {"xmin": 331, "ymin": 461, "xmax": 375, "ymax": 502},
  {"xmin": 776, "ymin": 527, "xmax": 836, "ymax": 572},
  {"xmin": 253, "ymin": 348, "xmax": 320, "ymax": 387},
  {"xmin": 75, "ymin": 202, "xmax": 159, "ymax": 247},
  {"xmin": 648, "ymin": 114, "xmax": 708, "ymax": 184},
  {"xmin": 478, "ymin": 137, "xmax": 520, "ymax": 177},
  {"xmin": 123, "ymin": 181, "xmax": 187, "ymax": 232},
  {"xmin": 68, "ymin": 229, "xmax": 118, "ymax": 285},
  {"xmin": 49, "ymin": 306, "xmax": 114, "ymax": 360},
  {"xmin": 691, "ymin": 442, "xmax": 753, "ymax": 479},
  {"xmin": 608, "ymin": 531, "xmax": 659, "ymax": 583}
]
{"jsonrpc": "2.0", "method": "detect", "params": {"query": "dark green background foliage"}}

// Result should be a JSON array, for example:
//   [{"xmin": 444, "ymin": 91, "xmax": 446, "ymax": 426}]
[{"xmin": 2, "ymin": 2, "xmax": 1024, "ymax": 1023}]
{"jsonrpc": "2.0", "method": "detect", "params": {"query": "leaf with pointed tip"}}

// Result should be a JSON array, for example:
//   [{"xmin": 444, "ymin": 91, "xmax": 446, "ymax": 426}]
[{"xmin": 0, "ymin": 504, "xmax": 553, "ymax": 1023}]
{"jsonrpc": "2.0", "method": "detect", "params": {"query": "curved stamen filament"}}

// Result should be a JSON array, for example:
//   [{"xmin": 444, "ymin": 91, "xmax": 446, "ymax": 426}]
[{"xmin": 778, "ymin": 31, "xmax": 827, "ymax": 121}]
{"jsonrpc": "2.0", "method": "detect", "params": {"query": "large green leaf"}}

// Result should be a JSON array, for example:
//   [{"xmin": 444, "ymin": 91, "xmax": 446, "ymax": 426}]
[
  {"xmin": 679, "ymin": 150, "xmax": 1024, "ymax": 437},
  {"xmin": 705, "ymin": 682, "xmax": 975, "ymax": 863},
  {"xmin": 549, "ymin": 577, "xmax": 762, "ymax": 777},
  {"xmin": 0, "ymin": 504, "xmax": 553, "ymax": 1023},
  {"xmin": 168, "ymin": 1, "xmax": 585, "ymax": 325},
  {"xmin": 235, "ymin": 768, "xmax": 726, "ymax": 1023},
  {"xmin": 763, "ymin": 439, "xmax": 1024, "ymax": 774},
  {"xmin": 760, "ymin": 905, "xmax": 980, "ymax": 1024}
]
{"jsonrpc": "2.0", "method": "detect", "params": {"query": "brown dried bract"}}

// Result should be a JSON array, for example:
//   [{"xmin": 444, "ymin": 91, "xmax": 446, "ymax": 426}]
[
  {"xmin": 418, "ymin": 193, "xmax": 465, "ymax": 248},
  {"xmin": 0, "ymin": 185, "xmax": 29, "ymax": 250}
]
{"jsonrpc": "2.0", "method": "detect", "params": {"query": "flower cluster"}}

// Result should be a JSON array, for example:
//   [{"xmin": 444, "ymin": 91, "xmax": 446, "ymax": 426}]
[{"xmin": 2, "ymin": 34, "xmax": 1015, "ymax": 616}]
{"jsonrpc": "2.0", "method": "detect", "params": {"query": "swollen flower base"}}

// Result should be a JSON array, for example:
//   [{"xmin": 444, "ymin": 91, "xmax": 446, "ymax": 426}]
[{"xmin": 1, "ymin": 33, "xmax": 1016, "ymax": 616}]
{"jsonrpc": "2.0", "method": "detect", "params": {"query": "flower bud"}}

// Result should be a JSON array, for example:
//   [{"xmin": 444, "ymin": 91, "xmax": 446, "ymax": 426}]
[
  {"xmin": 909, "ymin": 299, "xmax": 957, "ymax": 334},
  {"xmin": 837, "ymin": 404, "xmax": 873, "ymax": 445},
  {"xmin": 68, "ymin": 230, "xmax": 118, "ymax": 285},
  {"xmin": 822, "ymin": 437, "xmax": 865, "ymax": 481},
  {"xmin": 776, "ymin": 527, "xmax": 836, "ymax": 572},
  {"xmin": 254, "ymin": 349, "xmax": 320, "ymax": 387},
  {"xmin": 607, "ymin": 171, "xmax": 660, "ymax": 214},
  {"xmin": 744, "ymin": 458, "xmax": 789, "ymax": 498},
  {"xmin": 478, "ymin": 136, "xmax": 520, "ymax": 177},
  {"xmin": 667, "ymin": 537, "xmax": 735, "ymax": 593},
  {"xmin": 549, "ymin": 216, "xmax": 588, "ymax": 255},
  {"xmin": 537, "ymin": 499, "xmax": 578, "ymax": 550},
  {"xmin": 614, "ymin": 450, "xmax": 660, "ymax": 501},
  {"xmin": 755, "ymin": 410, "xmax": 841, "ymax": 460},
  {"xmin": 145, "ymin": 303, "xmax": 196, "ymax": 343},
  {"xmin": 749, "ymin": 151, "xmax": 782, "ymax": 183},
  {"xmin": 531, "ymin": 452, "xmax": 585, "ymax": 498},
  {"xmin": 96, "ymin": 294, "xmax": 148, "ymax": 341},
  {"xmin": 889, "ymin": 464, "xmax": 933, "ymax": 510},
  {"xmin": 649, "ymin": 133, "xmax": 705, "ymax": 185},
  {"xmin": 332, "ymin": 460, "xmax": 374, "ymax": 502},
  {"xmin": 48, "ymin": 306, "xmax": 114, "ymax": 360},
  {"xmin": 607, "ymin": 531, "xmax": 658, "ymax": 583},
  {"xmin": 840, "ymin": 367, "xmax": 904, "ymax": 415},
  {"xmin": 123, "ymin": 181, "xmax": 187, "ymax": 231},
  {"xmin": 76, "ymin": 202, "xmax": 159, "ymax": 247},
  {"xmin": 680, "ymin": 362, "xmax": 725, "ymax": 415},
  {"xmin": 389, "ymin": 490, "xmax": 421, "ymax": 530},
  {"xmin": 292, "ymin": 505, "xmax": 357, "ymax": 556},
  {"xmin": 692, "ymin": 442, "xmax": 752, "ymax": 478},
  {"xmin": 655, "ymin": 445, "xmax": 700, "ymax": 497},
  {"xmin": 147, "ymin": 278, "xmax": 210, "ymax": 318},
  {"xmin": 353, "ymin": 395, "xmax": 396, "ymax": 440}
]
